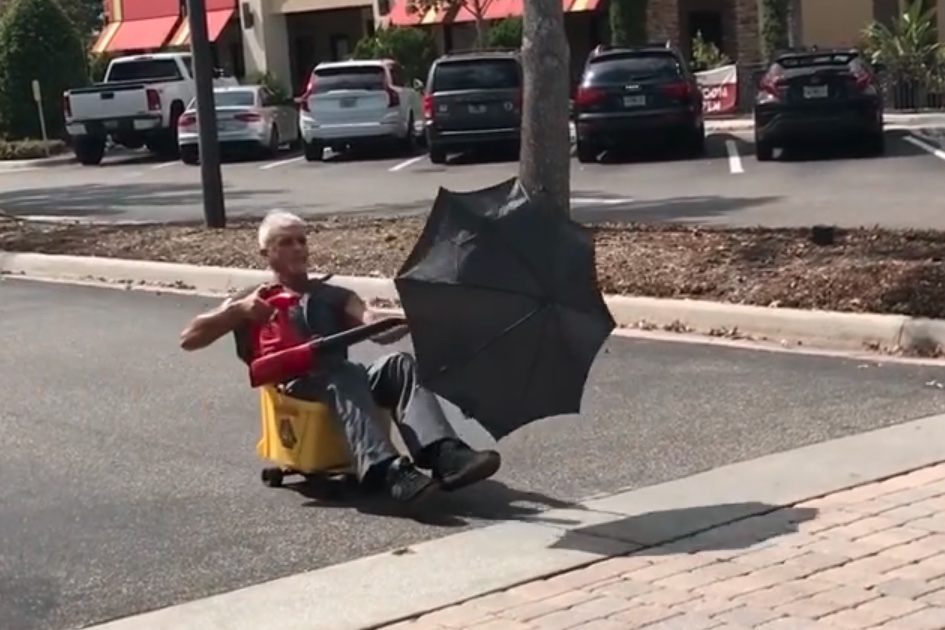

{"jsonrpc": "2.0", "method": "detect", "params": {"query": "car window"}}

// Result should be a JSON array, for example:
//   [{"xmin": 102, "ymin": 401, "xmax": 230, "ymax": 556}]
[
  {"xmin": 106, "ymin": 59, "xmax": 183, "ymax": 82},
  {"xmin": 215, "ymin": 90, "xmax": 257, "ymax": 107},
  {"xmin": 312, "ymin": 66, "xmax": 386, "ymax": 93},
  {"xmin": 431, "ymin": 59, "xmax": 521, "ymax": 91},
  {"xmin": 585, "ymin": 53, "xmax": 682, "ymax": 84},
  {"xmin": 390, "ymin": 64, "xmax": 405, "ymax": 86}
]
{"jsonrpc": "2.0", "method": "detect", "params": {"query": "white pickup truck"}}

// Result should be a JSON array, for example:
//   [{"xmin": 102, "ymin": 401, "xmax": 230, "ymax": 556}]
[{"xmin": 63, "ymin": 52, "xmax": 237, "ymax": 165}]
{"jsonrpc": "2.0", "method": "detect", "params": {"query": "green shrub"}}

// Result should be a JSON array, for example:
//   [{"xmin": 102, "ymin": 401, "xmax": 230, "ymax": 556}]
[
  {"xmin": 243, "ymin": 71, "xmax": 291, "ymax": 102},
  {"xmin": 609, "ymin": 0, "xmax": 645, "ymax": 46},
  {"xmin": 353, "ymin": 26, "xmax": 436, "ymax": 84},
  {"xmin": 0, "ymin": 138, "xmax": 67, "ymax": 159},
  {"xmin": 0, "ymin": 0, "xmax": 89, "ymax": 140},
  {"xmin": 690, "ymin": 31, "xmax": 731, "ymax": 71},
  {"xmin": 760, "ymin": 0, "xmax": 790, "ymax": 58},
  {"xmin": 487, "ymin": 17, "xmax": 522, "ymax": 49}
]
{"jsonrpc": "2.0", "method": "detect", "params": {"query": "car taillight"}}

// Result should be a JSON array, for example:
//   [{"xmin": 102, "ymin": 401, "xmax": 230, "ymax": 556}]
[
  {"xmin": 853, "ymin": 68, "xmax": 874, "ymax": 92},
  {"xmin": 62, "ymin": 92, "xmax": 71, "ymax": 118},
  {"xmin": 146, "ymin": 88, "xmax": 161, "ymax": 111},
  {"xmin": 661, "ymin": 82, "xmax": 691, "ymax": 99},
  {"xmin": 385, "ymin": 85, "xmax": 400, "ymax": 107},
  {"xmin": 178, "ymin": 113, "xmax": 196, "ymax": 127},
  {"xmin": 759, "ymin": 70, "xmax": 784, "ymax": 98},
  {"xmin": 299, "ymin": 74, "xmax": 315, "ymax": 112},
  {"xmin": 574, "ymin": 87, "xmax": 605, "ymax": 107},
  {"xmin": 423, "ymin": 93, "xmax": 434, "ymax": 118},
  {"xmin": 234, "ymin": 112, "xmax": 262, "ymax": 122}
]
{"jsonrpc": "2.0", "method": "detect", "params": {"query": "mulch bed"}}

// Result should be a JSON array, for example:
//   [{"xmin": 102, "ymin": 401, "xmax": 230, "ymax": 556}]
[{"xmin": 3, "ymin": 212, "xmax": 945, "ymax": 318}]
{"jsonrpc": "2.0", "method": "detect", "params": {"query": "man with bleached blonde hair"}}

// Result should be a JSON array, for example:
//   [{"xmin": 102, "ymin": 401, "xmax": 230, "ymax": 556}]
[{"xmin": 180, "ymin": 210, "xmax": 501, "ymax": 506}]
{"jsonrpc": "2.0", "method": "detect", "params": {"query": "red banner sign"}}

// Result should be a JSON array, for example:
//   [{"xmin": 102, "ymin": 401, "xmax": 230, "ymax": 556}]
[{"xmin": 696, "ymin": 64, "xmax": 738, "ymax": 115}]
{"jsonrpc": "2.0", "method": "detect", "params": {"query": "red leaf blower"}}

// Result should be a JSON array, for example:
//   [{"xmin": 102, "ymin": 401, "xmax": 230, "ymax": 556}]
[{"xmin": 248, "ymin": 286, "xmax": 406, "ymax": 388}]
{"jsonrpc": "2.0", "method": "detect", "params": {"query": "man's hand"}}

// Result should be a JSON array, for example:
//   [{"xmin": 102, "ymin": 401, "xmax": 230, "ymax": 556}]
[{"xmin": 235, "ymin": 286, "xmax": 276, "ymax": 322}]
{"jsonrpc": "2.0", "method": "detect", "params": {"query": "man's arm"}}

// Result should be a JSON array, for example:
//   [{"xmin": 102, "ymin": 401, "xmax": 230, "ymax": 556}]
[
  {"xmin": 179, "ymin": 298, "xmax": 248, "ymax": 351},
  {"xmin": 343, "ymin": 292, "xmax": 409, "ymax": 345}
]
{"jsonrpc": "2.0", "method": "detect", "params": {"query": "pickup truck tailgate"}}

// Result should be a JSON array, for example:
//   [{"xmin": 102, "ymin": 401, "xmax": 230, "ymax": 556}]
[{"xmin": 68, "ymin": 84, "xmax": 153, "ymax": 121}]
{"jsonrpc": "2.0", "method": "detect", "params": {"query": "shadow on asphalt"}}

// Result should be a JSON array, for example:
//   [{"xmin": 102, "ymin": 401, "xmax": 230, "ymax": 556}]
[
  {"xmin": 598, "ymin": 135, "xmax": 731, "ymax": 164},
  {"xmin": 571, "ymin": 194, "xmax": 782, "ymax": 224},
  {"xmin": 552, "ymin": 502, "xmax": 817, "ymax": 554},
  {"xmin": 323, "ymin": 144, "xmax": 425, "ymax": 164},
  {"xmin": 714, "ymin": 129, "xmax": 927, "ymax": 162},
  {"xmin": 287, "ymin": 478, "xmax": 578, "ymax": 527},
  {"xmin": 0, "ymin": 183, "xmax": 286, "ymax": 218}
]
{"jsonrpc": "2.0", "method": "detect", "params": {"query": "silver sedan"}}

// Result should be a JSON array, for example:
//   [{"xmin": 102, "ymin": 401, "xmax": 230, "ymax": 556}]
[{"xmin": 177, "ymin": 85, "xmax": 300, "ymax": 164}]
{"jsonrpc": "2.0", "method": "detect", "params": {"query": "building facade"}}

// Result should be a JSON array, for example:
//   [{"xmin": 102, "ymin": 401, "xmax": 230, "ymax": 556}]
[{"xmin": 90, "ymin": 0, "xmax": 945, "ymax": 96}]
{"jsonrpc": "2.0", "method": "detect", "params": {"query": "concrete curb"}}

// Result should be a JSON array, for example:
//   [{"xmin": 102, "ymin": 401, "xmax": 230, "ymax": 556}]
[
  {"xmin": 0, "ymin": 153, "xmax": 76, "ymax": 168},
  {"xmin": 83, "ymin": 412, "xmax": 945, "ymax": 630},
  {"xmin": 2, "ymin": 251, "xmax": 941, "ymax": 353}
]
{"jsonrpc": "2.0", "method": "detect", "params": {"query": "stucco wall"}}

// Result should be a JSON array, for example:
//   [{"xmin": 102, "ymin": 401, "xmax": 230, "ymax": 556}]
[{"xmin": 799, "ymin": 0, "xmax": 872, "ymax": 48}]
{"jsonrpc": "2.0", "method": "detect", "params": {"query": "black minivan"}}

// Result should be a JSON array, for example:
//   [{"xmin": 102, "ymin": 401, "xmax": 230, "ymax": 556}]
[{"xmin": 423, "ymin": 50, "xmax": 522, "ymax": 164}]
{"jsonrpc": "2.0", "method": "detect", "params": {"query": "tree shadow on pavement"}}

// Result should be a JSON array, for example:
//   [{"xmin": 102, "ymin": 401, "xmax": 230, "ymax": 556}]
[
  {"xmin": 720, "ymin": 129, "xmax": 928, "ymax": 162},
  {"xmin": 0, "ymin": 183, "xmax": 285, "ymax": 218},
  {"xmin": 289, "ymin": 478, "xmax": 580, "ymax": 527},
  {"xmin": 551, "ymin": 502, "xmax": 817, "ymax": 555},
  {"xmin": 571, "ymin": 194, "xmax": 782, "ymax": 224}
]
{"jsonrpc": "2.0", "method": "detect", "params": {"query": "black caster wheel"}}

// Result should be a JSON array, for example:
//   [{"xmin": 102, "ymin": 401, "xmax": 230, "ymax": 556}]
[{"xmin": 261, "ymin": 467, "xmax": 284, "ymax": 488}]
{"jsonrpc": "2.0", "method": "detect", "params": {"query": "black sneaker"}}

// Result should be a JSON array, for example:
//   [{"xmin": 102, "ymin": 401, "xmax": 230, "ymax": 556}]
[
  {"xmin": 433, "ymin": 442, "xmax": 501, "ymax": 492},
  {"xmin": 385, "ymin": 456, "xmax": 439, "ymax": 504}
]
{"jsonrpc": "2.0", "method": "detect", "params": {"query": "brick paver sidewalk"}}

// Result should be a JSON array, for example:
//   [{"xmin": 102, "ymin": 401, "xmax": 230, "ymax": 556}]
[{"xmin": 383, "ymin": 464, "xmax": 945, "ymax": 630}]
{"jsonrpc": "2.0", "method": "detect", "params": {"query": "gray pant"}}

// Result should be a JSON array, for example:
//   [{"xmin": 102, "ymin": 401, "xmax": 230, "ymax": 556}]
[{"xmin": 286, "ymin": 352, "xmax": 459, "ymax": 480}]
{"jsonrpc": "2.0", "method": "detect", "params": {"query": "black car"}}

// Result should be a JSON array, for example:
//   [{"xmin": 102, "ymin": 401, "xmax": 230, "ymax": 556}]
[
  {"xmin": 572, "ymin": 43, "xmax": 705, "ymax": 163},
  {"xmin": 753, "ymin": 49, "xmax": 885, "ymax": 161},
  {"xmin": 423, "ymin": 50, "xmax": 522, "ymax": 164}
]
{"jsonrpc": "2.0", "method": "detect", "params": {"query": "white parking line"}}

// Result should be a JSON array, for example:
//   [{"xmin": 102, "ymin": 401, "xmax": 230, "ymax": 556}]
[
  {"xmin": 151, "ymin": 162, "xmax": 177, "ymax": 169},
  {"xmin": 725, "ymin": 140, "xmax": 744, "ymax": 174},
  {"xmin": 389, "ymin": 155, "xmax": 426, "ymax": 172},
  {"xmin": 905, "ymin": 134, "xmax": 945, "ymax": 161},
  {"xmin": 260, "ymin": 156, "xmax": 304, "ymax": 170},
  {"xmin": 571, "ymin": 197, "xmax": 633, "ymax": 205}
]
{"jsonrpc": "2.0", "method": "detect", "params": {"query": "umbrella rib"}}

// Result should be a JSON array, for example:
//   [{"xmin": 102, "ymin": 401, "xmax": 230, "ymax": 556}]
[
  {"xmin": 435, "ymin": 305, "xmax": 544, "ymax": 379},
  {"xmin": 515, "ymin": 305, "xmax": 550, "ymax": 422}
]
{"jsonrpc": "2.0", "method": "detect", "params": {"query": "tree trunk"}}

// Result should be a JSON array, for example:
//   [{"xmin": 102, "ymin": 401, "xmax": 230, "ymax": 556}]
[{"xmin": 519, "ymin": 0, "xmax": 571, "ymax": 217}]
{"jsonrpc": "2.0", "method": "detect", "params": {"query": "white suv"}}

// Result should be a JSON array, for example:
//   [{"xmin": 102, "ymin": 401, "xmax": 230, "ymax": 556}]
[{"xmin": 298, "ymin": 59, "xmax": 424, "ymax": 161}]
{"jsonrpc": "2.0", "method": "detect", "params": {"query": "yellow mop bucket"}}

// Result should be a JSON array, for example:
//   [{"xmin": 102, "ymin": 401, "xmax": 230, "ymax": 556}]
[{"xmin": 256, "ymin": 385, "xmax": 352, "ymax": 474}]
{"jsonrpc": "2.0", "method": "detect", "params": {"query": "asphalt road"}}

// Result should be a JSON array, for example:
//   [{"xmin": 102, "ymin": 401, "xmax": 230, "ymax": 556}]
[
  {"xmin": 2, "ymin": 278, "xmax": 945, "ymax": 630},
  {"xmin": 3, "ymin": 127, "xmax": 945, "ymax": 227}
]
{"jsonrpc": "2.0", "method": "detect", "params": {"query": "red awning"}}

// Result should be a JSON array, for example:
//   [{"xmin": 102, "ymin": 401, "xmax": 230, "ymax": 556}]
[
  {"xmin": 97, "ymin": 16, "xmax": 180, "ymax": 52},
  {"xmin": 452, "ymin": 0, "xmax": 598, "ymax": 22},
  {"xmin": 168, "ymin": 8, "xmax": 236, "ymax": 46}
]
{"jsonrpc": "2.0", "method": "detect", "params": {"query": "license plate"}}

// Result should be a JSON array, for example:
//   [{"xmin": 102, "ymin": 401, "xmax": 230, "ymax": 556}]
[
  {"xmin": 623, "ymin": 95, "xmax": 646, "ymax": 107},
  {"xmin": 468, "ymin": 104, "xmax": 487, "ymax": 114},
  {"xmin": 803, "ymin": 85, "xmax": 828, "ymax": 99},
  {"xmin": 340, "ymin": 97, "xmax": 357, "ymax": 108}
]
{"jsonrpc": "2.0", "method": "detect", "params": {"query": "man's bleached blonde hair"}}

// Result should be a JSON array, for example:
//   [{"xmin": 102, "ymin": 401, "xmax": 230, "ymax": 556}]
[{"xmin": 258, "ymin": 210, "xmax": 305, "ymax": 249}]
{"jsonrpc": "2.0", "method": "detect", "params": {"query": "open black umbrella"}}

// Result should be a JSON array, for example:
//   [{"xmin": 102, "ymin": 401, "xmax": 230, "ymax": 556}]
[{"xmin": 394, "ymin": 178, "xmax": 615, "ymax": 438}]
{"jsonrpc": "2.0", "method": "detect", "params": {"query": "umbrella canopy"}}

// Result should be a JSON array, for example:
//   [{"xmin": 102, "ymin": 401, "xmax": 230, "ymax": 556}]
[{"xmin": 394, "ymin": 178, "xmax": 616, "ymax": 439}]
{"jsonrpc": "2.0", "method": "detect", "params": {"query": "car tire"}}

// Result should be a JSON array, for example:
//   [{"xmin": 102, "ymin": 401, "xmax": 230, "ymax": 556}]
[
  {"xmin": 429, "ymin": 145, "xmax": 447, "ymax": 164},
  {"xmin": 180, "ymin": 145, "xmax": 198, "ymax": 165},
  {"xmin": 755, "ymin": 139, "xmax": 774, "ymax": 162},
  {"xmin": 267, "ymin": 126, "xmax": 280, "ymax": 157},
  {"xmin": 865, "ymin": 131, "xmax": 885, "ymax": 157},
  {"xmin": 576, "ymin": 141, "xmax": 598, "ymax": 164},
  {"xmin": 401, "ymin": 115, "xmax": 416, "ymax": 154},
  {"xmin": 688, "ymin": 126, "xmax": 706, "ymax": 157},
  {"xmin": 303, "ymin": 140, "xmax": 324, "ymax": 162},
  {"xmin": 74, "ymin": 135, "xmax": 105, "ymax": 166}
]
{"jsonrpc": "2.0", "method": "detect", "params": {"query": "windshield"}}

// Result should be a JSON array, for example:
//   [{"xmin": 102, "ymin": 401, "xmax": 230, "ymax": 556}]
[
  {"xmin": 106, "ymin": 59, "xmax": 183, "ymax": 83},
  {"xmin": 312, "ymin": 66, "xmax": 386, "ymax": 93},
  {"xmin": 586, "ymin": 53, "xmax": 681, "ymax": 84},
  {"xmin": 213, "ymin": 90, "xmax": 257, "ymax": 107},
  {"xmin": 431, "ymin": 59, "xmax": 521, "ymax": 91}
]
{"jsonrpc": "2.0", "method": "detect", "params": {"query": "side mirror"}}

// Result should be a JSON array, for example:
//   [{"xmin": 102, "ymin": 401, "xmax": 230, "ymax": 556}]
[
  {"xmin": 212, "ymin": 67, "xmax": 225, "ymax": 78},
  {"xmin": 413, "ymin": 79, "xmax": 424, "ymax": 91}
]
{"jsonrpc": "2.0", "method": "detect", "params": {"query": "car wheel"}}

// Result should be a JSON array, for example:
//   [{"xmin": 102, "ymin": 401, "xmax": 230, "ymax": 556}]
[
  {"xmin": 865, "ymin": 131, "xmax": 885, "ymax": 157},
  {"xmin": 576, "ymin": 141, "xmax": 598, "ymax": 164},
  {"xmin": 688, "ymin": 127, "xmax": 706, "ymax": 157},
  {"xmin": 303, "ymin": 140, "xmax": 324, "ymax": 162},
  {"xmin": 74, "ymin": 135, "xmax": 105, "ymax": 166},
  {"xmin": 267, "ymin": 126, "xmax": 280, "ymax": 157},
  {"xmin": 180, "ymin": 145, "xmax": 198, "ymax": 165},
  {"xmin": 402, "ymin": 115, "xmax": 416, "ymax": 154},
  {"xmin": 755, "ymin": 139, "xmax": 774, "ymax": 162},
  {"xmin": 429, "ymin": 145, "xmax": 447, "ymax": 164}
]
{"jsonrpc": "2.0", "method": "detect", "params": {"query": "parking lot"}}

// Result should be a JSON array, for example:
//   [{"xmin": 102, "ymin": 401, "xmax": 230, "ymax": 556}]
[{"xmin": 4, "ymin": 126, "xmax": 945, "ymax": 228}]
